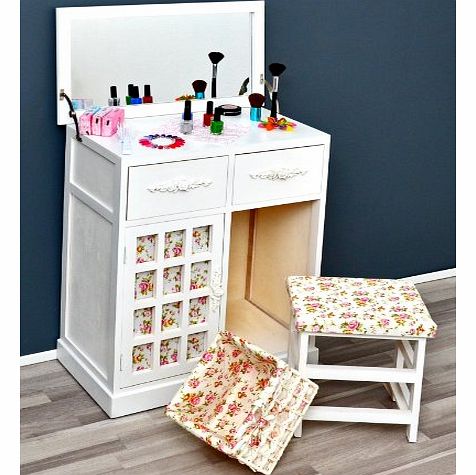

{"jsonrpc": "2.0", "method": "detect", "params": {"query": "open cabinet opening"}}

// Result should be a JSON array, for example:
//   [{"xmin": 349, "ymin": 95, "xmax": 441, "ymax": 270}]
[{"xmin": 225, "ymin": 202, "xmax": 315, "ymax": 355}]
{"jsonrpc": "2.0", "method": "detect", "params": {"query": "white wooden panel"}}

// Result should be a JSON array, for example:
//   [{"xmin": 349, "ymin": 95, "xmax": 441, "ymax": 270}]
[
  {"xmin": 66, "ymin": 195, "xmax": 114, "ymax": 380},
  {"xmin": 303, "ymin": 364, "xmax": 418, "ymax": 383},
  {"xmin": 305, "ymin": 406, "xmax": 412, "ymax": 425},
  {"xmin": 71, "ymin": 142, "xmax": 115, "ymax": 210},
  {"xmin": 127, "ymin": 157, "xmax": 228, "ymax": 220},
  {"xmin": 232, "ymin": 146, "xmax": 324, "ymax": 205}
]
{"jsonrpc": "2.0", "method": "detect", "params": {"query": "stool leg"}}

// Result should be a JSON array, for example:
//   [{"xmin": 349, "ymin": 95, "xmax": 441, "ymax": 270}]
[
  {"xmin": 406, "ymin": 339, "xmax": 426, "ymax": 442},
  {"xmin": 294, "ymin": 333, "xmax": 309, "ymax": 438},
  {"xmin": 308, "ymin": 335, "xmax": 319, "ymax": 364}
]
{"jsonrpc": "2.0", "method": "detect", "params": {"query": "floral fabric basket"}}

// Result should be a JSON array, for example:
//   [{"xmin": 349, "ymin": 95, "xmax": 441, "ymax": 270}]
[{"xmin": 165, "ymin": 331, "xmax": 318, "ymax": 475}]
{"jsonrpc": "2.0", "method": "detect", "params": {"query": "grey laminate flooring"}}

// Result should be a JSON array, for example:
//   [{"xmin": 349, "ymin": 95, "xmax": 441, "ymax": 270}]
[{"xmin": 21, "ymin": 278, "xmax": 456, "ymax": 475}]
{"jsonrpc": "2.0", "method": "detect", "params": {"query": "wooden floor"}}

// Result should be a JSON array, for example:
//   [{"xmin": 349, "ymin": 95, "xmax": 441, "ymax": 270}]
[{"xmin": 21, "ymin": 278, "xmax": 456, "ymax": 475}]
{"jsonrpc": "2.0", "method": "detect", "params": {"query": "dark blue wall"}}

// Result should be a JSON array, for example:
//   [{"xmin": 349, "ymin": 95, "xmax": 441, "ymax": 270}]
[{"xmin": 20, "ymin": 0, "xmax": 455, "ymax": 355}]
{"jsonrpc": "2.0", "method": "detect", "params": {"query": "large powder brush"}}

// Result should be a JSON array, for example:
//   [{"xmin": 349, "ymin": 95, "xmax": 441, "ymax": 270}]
[
  {"xmin": 268, "ymin": 62, "xmax": 286, "ymax": 118},
  {"xmin": 208, "ymin": 52, "xmax": 225, "ymax": 98},
  {"xmin": 192, "ymin": 80, "xmax": 207, "ymax": 99}
]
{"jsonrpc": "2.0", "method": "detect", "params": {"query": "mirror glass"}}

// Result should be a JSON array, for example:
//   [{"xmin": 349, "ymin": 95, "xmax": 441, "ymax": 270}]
[{"xmin": 70, "ymin": 13, "xmax": 252, "ymax": 106}]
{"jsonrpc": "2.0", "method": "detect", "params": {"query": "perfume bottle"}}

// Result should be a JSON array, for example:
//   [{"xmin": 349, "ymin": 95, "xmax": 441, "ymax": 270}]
[
  {"xmin": 210, "ymin": 107, "xmax": 224, "ymax": 135},
  {"xmin": 181, "ymin": 100, "xmax": 193, "ymax": 134}
]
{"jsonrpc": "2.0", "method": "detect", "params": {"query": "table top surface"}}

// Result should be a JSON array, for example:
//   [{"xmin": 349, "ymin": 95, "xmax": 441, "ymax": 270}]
[{"xmin": 71, "ymin": 108, "xmax": 330, "ymax": 166}]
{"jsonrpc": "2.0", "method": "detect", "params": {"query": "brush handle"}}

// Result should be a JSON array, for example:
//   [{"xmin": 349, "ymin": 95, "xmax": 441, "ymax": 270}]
[
  {"xmin": 270, "ymin": 91, "xmax": 278, "ymax": 118},
  {"xmin": 211, "ymin": 77, "xmax": 217, "ymax": 98}
]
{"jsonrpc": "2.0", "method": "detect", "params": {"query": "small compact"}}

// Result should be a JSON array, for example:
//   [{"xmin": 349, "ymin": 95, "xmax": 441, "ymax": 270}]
[{"xmin": 218, "ymin": 104, "xmax": 241, "ymax": 116}]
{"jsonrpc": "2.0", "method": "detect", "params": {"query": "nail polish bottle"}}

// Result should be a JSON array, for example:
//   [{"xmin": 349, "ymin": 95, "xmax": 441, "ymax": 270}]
[
  {"xmin": 181, "ymin": 100, "xmax": 193, "ymax": 134},
  {"xmin": 130, "ymin": 86, "xmax": 142, "ymax": 105},
  {"xmin": 143, "ymin": 84, "xmax": 153, "ymax": 103},
  {"xmin": 203, "ymin": 101, "xmax": 214, "ymax": 127},
  {"xmin": 125, "ymin": 84, "xmax": 134, "ymax": 105},
  {"xmin": 108, "ymin": 86, "xmax": 120, "ymax": 106},
  {"xmin": 210, "ymin": 107, "xmax": 224, "ymax": 135}
]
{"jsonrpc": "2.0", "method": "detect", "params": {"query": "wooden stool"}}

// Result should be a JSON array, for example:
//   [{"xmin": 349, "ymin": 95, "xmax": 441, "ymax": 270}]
[{"xmin": 286, "ymin": 276, "xmax": 437, "ymax": 442}]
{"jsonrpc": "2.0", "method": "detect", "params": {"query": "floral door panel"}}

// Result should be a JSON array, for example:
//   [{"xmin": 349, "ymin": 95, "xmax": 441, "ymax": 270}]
[
  {"xmin": 163, "ymin": 266, "xmax": 183, "ymax": 295},
  {"xmin": 164, "ymin": 230, "xmax": 185, "ymax": 259},
  {"xmin": 187, "ymin": 332, "xmax": 207, "ymax": 360},
  {"xmin": 160, "ymin": 337, "xmax": 180, "ymax": 366},
  {"xmin": 162, "ymin": 302, "xmax": 181, "ymax": 331},
  {"xmin": 122, "ymin": 214, "xmax": 224, "ymax": 388},
  {"xmin": 189, "ymin": 296, "xmax": 209, "ymax": 325},
  {"xmin": 192, "ymin": 226, "xmax": 210, "ymax": 254},
  {"xmin": 190, "ymin": 261, "xmax": 210, "ymax": 290},
  {"xmin": 134, "ymin": 307, "xmax": 154, "ymax": 335},
  {"xmin": 136, "ymin": 235, "xmax": 157, "ymax": 263},
  {"xmin": 132, "ymin": 343, "xmax": 153, "ymax": 372},
  {"xmin": 135, "ymin": 271, "xmax": 155, "ymax": 299}
]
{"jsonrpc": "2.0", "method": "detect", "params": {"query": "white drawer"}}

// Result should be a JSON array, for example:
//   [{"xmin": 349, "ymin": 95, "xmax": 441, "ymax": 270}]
[
  {"xmin": 232, "ymin": 146, "xmax": 324, "ymax": 205},
  {"xmin": 127, "ymin": 156, "xmax": 228, "ymax": 220}
]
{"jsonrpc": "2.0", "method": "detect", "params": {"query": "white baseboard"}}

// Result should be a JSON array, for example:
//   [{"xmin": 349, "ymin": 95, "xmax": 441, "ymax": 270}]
[
  {"xmin": 403, "ymin": 268, "xmax": 456, "ymax": 284},
  {"xmin": 20, "ymin": 349, "xmax": 57, "ymax": 367}
]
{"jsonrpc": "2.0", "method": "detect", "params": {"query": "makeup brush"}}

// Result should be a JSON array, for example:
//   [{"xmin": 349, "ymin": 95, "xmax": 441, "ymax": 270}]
[
  {"xmin": 192, "ymin": 80, "xmax": 207, "ymax": 99},
  {"xmin": 208, "ymin": 52, "xmax": 225, "ymax": 98},
  {"xmin": 239, "ymin": 77, "xmax": 250, "ymax": 95},
  {"xmin": 248, "ymin": 93, "xmax": 265, "ymax": 122},
  {"xmin": 268, "ymin": 62, "xmax": 287, "ymax": 118}
]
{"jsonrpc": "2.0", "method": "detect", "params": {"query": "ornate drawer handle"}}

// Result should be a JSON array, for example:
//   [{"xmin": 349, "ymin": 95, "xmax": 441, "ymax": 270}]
[
  {"xmin": 249, "ymin": 168, "xmax": 308, "ymax": 181},
  {"xmin": 209, "ymin": 271, "xmax": 224, "ymax": 311},
  {"xmin": 147, "ymin": 178, "xmax": 212, "ymax": 193}
]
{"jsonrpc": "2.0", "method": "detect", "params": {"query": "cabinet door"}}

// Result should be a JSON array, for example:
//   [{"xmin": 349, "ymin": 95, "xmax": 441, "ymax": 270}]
[{"xmin": 120, "ymin": 215, "xmax": 225, "ymax": 388}]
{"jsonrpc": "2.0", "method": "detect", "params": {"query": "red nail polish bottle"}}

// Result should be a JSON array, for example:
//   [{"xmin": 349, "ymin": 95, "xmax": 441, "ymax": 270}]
[
  {"xmin": 142, "ymin": 84, "xmax": 153, "ymax": 104},
  {"xmin": 203, "ymin": 100, "xmax": 214, "ymax": 126}
]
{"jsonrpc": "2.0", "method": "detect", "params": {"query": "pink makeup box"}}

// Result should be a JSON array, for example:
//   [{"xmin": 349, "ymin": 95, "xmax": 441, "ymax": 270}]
[{"xmin": 79, "ymin": 107, "xmax": 124, "ymax": 137}]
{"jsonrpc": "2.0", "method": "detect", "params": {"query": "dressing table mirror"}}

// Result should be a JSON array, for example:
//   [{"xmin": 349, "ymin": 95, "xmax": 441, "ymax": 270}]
[
  {"xmin": 56, "ymin": 0, "xmax": 331, "ymax": 417},
  {"xmin": 56, "ymin": 1, "xmax": 264, "ymax": 124}
]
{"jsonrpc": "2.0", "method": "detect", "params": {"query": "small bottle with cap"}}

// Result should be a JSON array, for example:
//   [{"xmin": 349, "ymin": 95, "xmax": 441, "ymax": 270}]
[
  {"xmin": 108, "ymin": 86, "xmax": 120, "ymax": 106},
  {"xmin": 203, "ymin": 100, "xmax": 214, "ymax": 127},
  {"xmin": 181, "ymin": 100, "xmax": 194, "ymax": 134},
  {"xmin": 210, "ymin": 107, "xmax": 224, "ymax": 135},
  {"xmin": 142, "ymin": 84, "xmax": 153, "ymax": 103}
]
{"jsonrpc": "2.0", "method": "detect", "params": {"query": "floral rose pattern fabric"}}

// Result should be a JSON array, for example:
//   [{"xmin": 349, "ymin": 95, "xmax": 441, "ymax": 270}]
[
  {"xmin": 134, "ymin": 307, "xmax": 153, "ymax": 335},
  {"xmin": 287, "ymin": 276, "xmax": 437, "ymax": 338},
  {"xmin": 165, "ymin": 331, "xmax": 318, "ymax": 475},
  {"xmin": 164, "ymin": 230, "xmax": 185, "ymax": 259},
  {"xmin": 187, "ymin": 332, "xmax": 206, "ymax": 359},
  {"xmin": 190, "ymin": 261, "xmax": 210, "ymax": 290},
  {"xmin": 163, "ymin": 266, "xmax": 183, "ymax": 295},
  {"xmin": 132, "ymin": 343, "xmax": 152, "ymax": 372},
  {"xmin": 192, "ymin": 226, "xmax": 210, "ymax": 254},
  {"xmin": 162, "ymin": 302, "xmax": 181, "ymax": 331},
  {"xmin": 136, "ymin": 235, "xmax": 156, "ymax": 264},
  {"xmin": 160, "ymin": 337, "xmax": 180, "ymax": 366},
  {"xmin": 189, "ymin": 296, "xmax": 209, "ymax": 325},
  {"xmin": 135, "ymin": 271, "xmax": 155, "ymax": 300}
]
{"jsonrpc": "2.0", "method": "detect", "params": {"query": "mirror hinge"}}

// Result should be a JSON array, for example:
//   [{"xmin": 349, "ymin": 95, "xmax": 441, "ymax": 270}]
[
  {"xmin": 260, "ymin": 73, "xmax": 264, "ymax": 84},
  {"xmin": 59, "ymin": 88, "xmax": 65, "ymax": 100}
]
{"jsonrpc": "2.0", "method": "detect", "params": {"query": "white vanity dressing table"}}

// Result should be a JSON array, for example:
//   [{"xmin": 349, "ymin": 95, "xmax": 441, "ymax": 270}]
[{"xmin": 56, "ymin": 2, "xmax": 331, "ymax": 417}]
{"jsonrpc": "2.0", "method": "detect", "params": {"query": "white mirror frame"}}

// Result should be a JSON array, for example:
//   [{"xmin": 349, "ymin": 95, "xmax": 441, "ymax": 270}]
[{"xmin": 56, "ymin": 1, "xmax": 265, "ymax": 125}]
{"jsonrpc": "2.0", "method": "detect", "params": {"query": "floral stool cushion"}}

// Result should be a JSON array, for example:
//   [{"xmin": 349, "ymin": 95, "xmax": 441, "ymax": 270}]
[
  {"xmin": 287, "ymin": 276, "xmax": 437, "ymax": 338},
  {"xmin": 166, "ymin": 331, "xmax": 318, "ymax": 475}
]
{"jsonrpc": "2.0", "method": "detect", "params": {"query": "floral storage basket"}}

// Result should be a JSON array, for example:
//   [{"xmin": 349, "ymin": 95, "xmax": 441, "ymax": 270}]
[{"xmin": 165, "ymin": 331, "xmax": 318, "ymax": 475}]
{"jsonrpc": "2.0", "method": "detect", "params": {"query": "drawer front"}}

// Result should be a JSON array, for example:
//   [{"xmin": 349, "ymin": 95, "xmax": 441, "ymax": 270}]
[
  {"xmin": 232, "ymin": 146, "xmax": 324, "ymax": 205},
  {"xmin": 127, "ymin": 157, "xmax": 228, "ymax": 220}
]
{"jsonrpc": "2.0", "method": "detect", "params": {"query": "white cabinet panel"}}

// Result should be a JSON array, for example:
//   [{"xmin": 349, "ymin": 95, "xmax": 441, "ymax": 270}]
[
  {"xmin": 233, "ymin": 146, "xmax": 324, "ymax": 205},
  {"xmin": 127, "ymin": 156, "xmax": 228, "ymax": 220}
]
